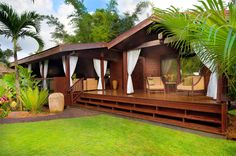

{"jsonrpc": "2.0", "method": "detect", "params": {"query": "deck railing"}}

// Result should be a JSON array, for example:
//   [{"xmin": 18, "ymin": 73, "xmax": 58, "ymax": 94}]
[{"xmin": 68, "ymin": 78, "xmax": 84, "ymax": 104}]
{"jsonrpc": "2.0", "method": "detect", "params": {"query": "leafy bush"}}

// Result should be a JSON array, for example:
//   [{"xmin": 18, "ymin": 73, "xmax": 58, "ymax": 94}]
[
  {"xmin": 0, "ymin": 95, "xmax": 10, "ymax": 118},
  {"xmin": 19, "ymin": 87, "xmax": 48, "ymax": 113},
  {"xmin": 0, "ymin": 66, "xmax": 41, "ymax": 111}
]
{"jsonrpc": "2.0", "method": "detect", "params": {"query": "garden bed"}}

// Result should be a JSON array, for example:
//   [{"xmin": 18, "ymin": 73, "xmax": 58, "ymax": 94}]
[
  {"xmin": 6, "ymin": 111, "xmax": 55, "ymax": 119},
  {"xmin": 227, "ymin": 111, "xmax": 236, "ymax": 140}
]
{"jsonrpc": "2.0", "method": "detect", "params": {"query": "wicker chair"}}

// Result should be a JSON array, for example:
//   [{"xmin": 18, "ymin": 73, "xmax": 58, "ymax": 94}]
[
  {"xmin": 146, "ymin": 77, "xmax": 165, "ymax": 93},
  {"xmin": 83, "ymin": 78, "xmax": 98, "ymax": 91},
  {"xmin": 177, "ymin": 75, "xmax": 204, "ymax": 95}
]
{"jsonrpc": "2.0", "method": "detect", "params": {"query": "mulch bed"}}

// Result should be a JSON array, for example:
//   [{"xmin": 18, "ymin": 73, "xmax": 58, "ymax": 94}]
[{"xmin": 0, "ymin": 107, "xmax": 101, "ymax": 124}]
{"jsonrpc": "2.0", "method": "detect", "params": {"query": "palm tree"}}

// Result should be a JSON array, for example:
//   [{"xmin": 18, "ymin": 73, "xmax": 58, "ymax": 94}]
[
  {"xmin": 151, "ymin": 0, "xmax": 236, "ymax": 92},
  {"xmin": 0, "ymin": 3, "xmax": 44, "ymax": 110}
]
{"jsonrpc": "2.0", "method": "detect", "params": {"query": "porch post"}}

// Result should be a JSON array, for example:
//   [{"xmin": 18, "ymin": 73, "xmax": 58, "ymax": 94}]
[
  {"xmin": 100, "ymin": 52, "xmax": 105, "ymax": 90},
  {"xmin": 122, "ymin": 51, "xmax": 128, "ymax": 94},
  {"xmin": 65, "ymin": 55, "xmax": 70, "ymax": 90}
]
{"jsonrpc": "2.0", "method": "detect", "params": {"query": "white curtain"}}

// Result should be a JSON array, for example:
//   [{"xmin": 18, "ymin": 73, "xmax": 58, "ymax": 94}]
[
  {"xmin": 103, "ymin": 61, "xmax": 108, "ymax": 89},
  {"xmin": 61, "ymin": 56, "xmax": 78, "ymax": 86},
  {"xmin": 69, "ymin": 56, "xmax": 78, "ymax": 86},
  {"xmin": 43, "ymin": 60, "xmax": 49, "ymax": 89},
  {"xmin": 93, "ymin": 59, "xmax": 108, "ymax": 90},
  {"xmin": 194, "ymin": 45, "xmax": 218, "ymax": 99},
  {"xmin": 62, "ymin": 56, "xmax": 66, "ymax": 75},
  {"xmin": 39, "ymin": 62, "xmax": 43, "ymax": 77},
  {"xmin": 127, "ymin": 49, "xmax": 141, "ymax": 94},
  {"xmin": 207, "ymin": 72, "xmax": 218, "ymax": 99},
  {"xmin": 28, "ymin": 64, "xmax": 32, "ymax": 71},
  {"xmin": 161, "ymin": 59, "xmax": 173, "ymax": 75}
]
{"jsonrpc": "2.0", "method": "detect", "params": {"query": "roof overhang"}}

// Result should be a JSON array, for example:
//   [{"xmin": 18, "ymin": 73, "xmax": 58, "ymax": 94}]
[
  {"xmin": 13, "ymin": 42, "xmax": 107, "ymax": 65},
  {"xmin": 107, "ymin": 18, "xmax": 153, "ymax": 49}
]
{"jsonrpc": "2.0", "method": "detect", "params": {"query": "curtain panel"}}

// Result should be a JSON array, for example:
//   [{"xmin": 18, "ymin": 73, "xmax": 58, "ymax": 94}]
[
  {"xmin": 127, "ymin": 49, "xmax": 141, "ymax": 94},
  {"xmin": 28, "ymin": 64, "xmax": 32, "ymax": 71},
  {"xmin": 62, "ymin": 56, "xmax": 66, "ymax": 75},
  {"xmin": 43, "ymin": 60, "xmax": 49, "ymax": 89},
  {"xmin": 62, "ymin": 56, "xmax": 79, "ymax": 86},
  {"xmin": 69, "ymin": 56, "xmax": 78, "ymax": 86},
  {"xmin": 93, "ymin": 59, "xmax": 108, "ymax": 90},
  {"xmin": 194, "ymin": 46, "xmax": 218, "ymax": 99},
  {"xmin": 39, "ymin": 61, "xmax": 49, "ymax": 89}
]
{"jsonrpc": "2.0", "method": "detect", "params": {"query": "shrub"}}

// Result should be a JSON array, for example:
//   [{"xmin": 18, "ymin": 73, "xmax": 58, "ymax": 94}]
[
  {"xmin": 0, "ymin": 66, "xmax": 41, "ymax": 110},
  {"xmin": 0, "ymin": 95, "xmax": 10, "ymax": 118},
  {"xmin": 19, "ymin": 87, "xmax": 48, "ymax": 113}
]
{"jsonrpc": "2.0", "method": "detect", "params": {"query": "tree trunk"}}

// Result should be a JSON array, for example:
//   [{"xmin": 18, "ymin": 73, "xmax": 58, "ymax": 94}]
[{"xmin": 13, "ymin": 39, "xmax": 21, "ymax": 110}]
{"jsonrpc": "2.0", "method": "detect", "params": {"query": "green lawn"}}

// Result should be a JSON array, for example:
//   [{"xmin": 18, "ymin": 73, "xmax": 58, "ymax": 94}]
[{"xmin": 0, "ymin": 115, "xmax": 235, "ymax": 156}]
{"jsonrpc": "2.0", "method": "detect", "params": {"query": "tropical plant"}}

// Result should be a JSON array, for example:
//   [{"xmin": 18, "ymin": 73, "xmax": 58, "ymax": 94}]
[
  {"xmin": 0, "ymin": 3, "xmax": 44, "ymax": 110},
  {"xmin": 46, "ymin": 0, "xmax": 150, "ymax": 43},
  {"xmin": 151, "ymin": 0, "xmax": 236, "ymax": 97},
  {"xmin": 19, "ymin": 87, "xmax": 48, "ymax": 113},
  {"xmin": 181, "ymin": 56, "xmax": 203, "ymax": 77},
  {"xmin": 0, "ymin": 66, "xmax": 40, "ymax": 100}
]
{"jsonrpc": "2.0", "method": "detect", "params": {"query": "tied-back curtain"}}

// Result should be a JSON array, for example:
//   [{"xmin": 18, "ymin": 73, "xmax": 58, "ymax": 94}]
[
  {"xmin": 93, "ymin": 59, "xmax": 108, "ymax": 90},
  {"xmin": 127, "ymin": 49, "xmax": 141, "ymax": 94},
  {"xmin": 207, "ymin": 72, "xmax": 218, "ymax": 99},
  {"xmin": 28, "ymin": 64, "xmax": 32, "ymax": 71},
  {"xmin": 93, "ymin": 59, "xmax": 101, "ymax": 89},
  {"xmin": 43, "ymin": 60, "xmax": 49, "ymax": 89},
  {"xmin": 103, "ymin": 60, "xmax": 108, "ymax": 88},
  {"xmin": 39, "ymin": 62, "xmax": 43, "ymax": 77},
  {"xmin": 69, "ymin": 56, "xmax": 78, "ymax": 86},
  {"xmin": 62, "ymin": 56, "xmax": 66, "ymax": 75},
  {"xmin": 205, "ymin": 60, "xmax": 218, "ymax": 99},
  {"xmin": 194, "ymin": 46, "xmax": 218, "ymax": 99},
  {"xmin": 61, "ymin": 56, "xmax": 79, "ymax": 86}
]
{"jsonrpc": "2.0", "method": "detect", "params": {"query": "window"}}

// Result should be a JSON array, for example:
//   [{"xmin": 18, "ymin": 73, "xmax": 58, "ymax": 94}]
[{"xmin": 161, "ymin": 58, "xmax": 178, "ymax": 82}]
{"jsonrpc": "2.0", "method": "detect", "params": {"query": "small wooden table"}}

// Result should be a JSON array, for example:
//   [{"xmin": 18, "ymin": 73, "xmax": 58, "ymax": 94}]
[{"xmin": 165, "ymin": 81, "xmax": 177, "ymax": 93}]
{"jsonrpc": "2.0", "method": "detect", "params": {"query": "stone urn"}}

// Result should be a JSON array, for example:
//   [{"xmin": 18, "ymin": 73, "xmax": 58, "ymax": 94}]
[
  {"xmin": 48, "ymin": 93, "xmax": 64, "ymax": 113},
  {"xmin": 112, "ymin": 80, "xmax": 118, "ymax": 90}
]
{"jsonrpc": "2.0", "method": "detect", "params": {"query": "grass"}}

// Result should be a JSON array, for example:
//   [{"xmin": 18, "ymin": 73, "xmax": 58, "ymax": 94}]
[
  {"xmin": 229, "ymin": 109, "xmax": 236, "ymax": 116},
  {"xmin": 0, "ymin": 115, "xmax": 236, "ymax": 156}
]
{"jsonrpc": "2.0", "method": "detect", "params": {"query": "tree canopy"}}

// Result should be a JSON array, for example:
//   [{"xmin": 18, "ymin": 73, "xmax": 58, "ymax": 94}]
[
  {"xmin": 0, "ymin": 46, "xmax": 13, "ymax": 66},
  {"xmin": 46, "ymin": 0, "xmax": 150, "ymax": 44}
]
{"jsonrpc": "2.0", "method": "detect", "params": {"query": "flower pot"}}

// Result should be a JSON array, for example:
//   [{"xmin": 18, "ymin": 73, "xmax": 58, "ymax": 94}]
[{"xmin": 112, "ymin": 80, "xmax": 118, "ymax": 90}]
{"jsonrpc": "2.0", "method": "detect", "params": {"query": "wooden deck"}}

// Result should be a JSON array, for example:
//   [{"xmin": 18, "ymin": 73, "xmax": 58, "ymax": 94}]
[{"xmin": 75, "ymin": 90, "xmax": 227, "ymax": 135}]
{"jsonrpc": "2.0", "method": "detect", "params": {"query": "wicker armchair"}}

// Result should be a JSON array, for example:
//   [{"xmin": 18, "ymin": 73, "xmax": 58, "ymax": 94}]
[
  {"xmin": 177, "ymin": 76, "xmax": 204, "ymax": 95},
  {"xmin": 83, "ymin": 78, "xmax": 98, "ymax": 91},
  {"xmin": 146, "ymin": 77, "xmax": 165, "ymax": 93}
]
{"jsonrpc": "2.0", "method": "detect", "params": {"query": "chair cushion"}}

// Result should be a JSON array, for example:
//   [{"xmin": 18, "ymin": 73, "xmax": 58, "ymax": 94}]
[
  {"xmin": 147, "ymin": 78, "xmax": 155, "ymax": 86},
  {"xmin": 151, "ymin": 77, "xmax": 161, "ymax": 85},
  {"xmin": 183, "ymin": 77, "xmax": 193, "ymax": 86}
]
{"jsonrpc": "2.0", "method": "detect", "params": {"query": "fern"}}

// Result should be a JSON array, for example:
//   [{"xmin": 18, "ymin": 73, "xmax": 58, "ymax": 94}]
[{"xmin": 19, "ymin": 87, "xmax": 48, "ymax": 113}]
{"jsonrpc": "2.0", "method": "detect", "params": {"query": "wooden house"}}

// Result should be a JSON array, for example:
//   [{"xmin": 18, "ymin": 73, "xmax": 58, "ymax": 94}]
[{"xmin": 16, "ymin": 18, "xmax": 227, "ymax": 135}]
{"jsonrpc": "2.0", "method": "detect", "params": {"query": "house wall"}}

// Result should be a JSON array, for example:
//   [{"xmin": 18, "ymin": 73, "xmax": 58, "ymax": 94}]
[
  {"xmin": 141, "ymin": 45, "xmax": 177, "ymax": 77},
  {"xmin": 132, "ymin": 45, "xmax": 177, "ymax": 90},
  {"xmin": 110, "ymin": 52, "xmax": 123, "ymax": 91}
]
